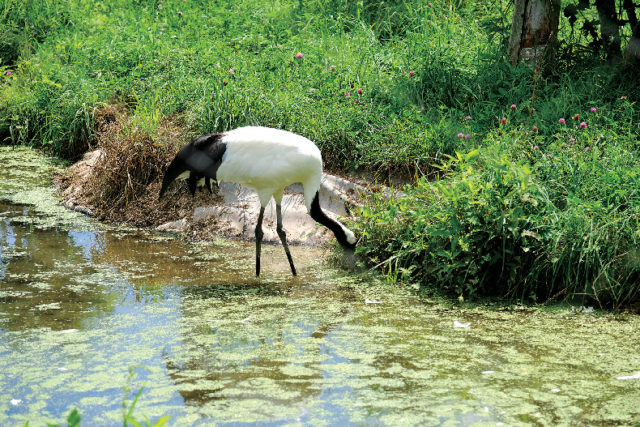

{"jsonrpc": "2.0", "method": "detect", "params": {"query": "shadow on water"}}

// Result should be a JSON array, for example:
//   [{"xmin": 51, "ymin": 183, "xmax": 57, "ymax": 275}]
[{"xmin": 1, "ymin": 147, "xmax": 640, "ymax": 426}]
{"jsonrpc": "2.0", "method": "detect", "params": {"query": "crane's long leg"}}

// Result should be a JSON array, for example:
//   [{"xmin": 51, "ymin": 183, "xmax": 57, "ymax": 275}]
[
  {"xmin": 255, "ymin": 206, "xmax": 265, "ymax": 277},
  {"xmin": 276, "ymin": 204, "xmax": 297, "ymax": 276}
]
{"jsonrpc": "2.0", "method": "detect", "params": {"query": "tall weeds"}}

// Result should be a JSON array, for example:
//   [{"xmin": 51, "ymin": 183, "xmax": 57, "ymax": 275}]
[{"xmin": 356, "ymin": 97, "xmax": 640, "ymax": 308}]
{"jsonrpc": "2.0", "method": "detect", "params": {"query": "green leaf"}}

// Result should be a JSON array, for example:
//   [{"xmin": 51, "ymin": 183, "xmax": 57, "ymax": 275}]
[
  {"xmin": 521, "ymin": 230, "xmax": 541, "ymax": 240},
  {"xmin": 67, "ymin": 409, "xmax": 81, "ymax": 427},
  {"xmin": 464, "ymin": 149, "xmax": 479, "ymax": 162},
  {"xmin": 151, "ymin": 416, "xmax": 172, "ymax": 427}
]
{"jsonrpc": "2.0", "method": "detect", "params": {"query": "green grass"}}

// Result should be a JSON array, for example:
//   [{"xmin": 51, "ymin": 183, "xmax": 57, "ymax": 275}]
[
  {"xmin": 1, "ymin": 0, "xmax": 639, "ymax": 307},
  {"xmin": 0, "ymin": 0, "xmax": 514, "ymax": 165},
  {"xmin": 356, "ymin": 97, "xmax": 640, "ymax": 308},
  {"xmin": 22, "ymin": 388, "xmax": 170, "ymax": 427}
]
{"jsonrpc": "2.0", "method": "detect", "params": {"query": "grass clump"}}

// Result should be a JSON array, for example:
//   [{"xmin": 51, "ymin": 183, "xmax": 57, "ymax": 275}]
[
  {"xmin": 56, "ymin": 105, "xmax": 220, "ymax": 227},
  {"xmin": 0, "ymin": 0, "xmax": 511, "ymax": 171},
  {"xmin": 356, "ymin": 97, "xmax": 640, "ymax": 309}
]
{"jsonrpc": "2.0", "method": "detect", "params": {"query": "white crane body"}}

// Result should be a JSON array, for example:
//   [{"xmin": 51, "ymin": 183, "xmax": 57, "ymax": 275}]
[
  {"xmin": 217, "ymin": 127, "xmax": 322, "ymax": 211},
  {"xmin": 159, "ymin": 126, "xmax": 356, "ymax": 276}
]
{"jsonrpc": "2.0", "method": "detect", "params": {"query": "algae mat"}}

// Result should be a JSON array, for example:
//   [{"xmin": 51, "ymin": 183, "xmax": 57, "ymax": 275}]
[{"xmin": 1, "ymin": 147, "xmax": 639, "ymax": 426}]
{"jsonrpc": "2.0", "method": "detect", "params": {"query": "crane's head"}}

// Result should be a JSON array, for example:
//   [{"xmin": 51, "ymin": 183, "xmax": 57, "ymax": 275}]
[
  {"xmin": 343, "ymin": 228, "xmax": 357, "ymax": 250},
  {"xmin": 337, "ymin": 224, "xmax": 357, "ymax": 253}
]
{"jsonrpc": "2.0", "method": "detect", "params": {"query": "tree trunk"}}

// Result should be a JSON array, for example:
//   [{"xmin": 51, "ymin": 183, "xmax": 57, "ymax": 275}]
[
  {"xmin": 596, "ymin": 0, "xmax": 622, "ymax": 62},
  {"xmin": 624, "ymin": 1, "xmax": 640, "ymax": 61},
  {"xmin": 508, "ymin": 0, "xmax": 561, "ymax": 67},
  {"xmin": 626, "ymin": 22, "xmax": 640, "ymax": 61}
]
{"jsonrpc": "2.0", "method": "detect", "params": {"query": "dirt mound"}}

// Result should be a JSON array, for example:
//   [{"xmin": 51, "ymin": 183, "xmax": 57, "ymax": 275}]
[
  {"xmin": 55, "ymin": 106, "xmax": 367, "ymax": 244},
  {"xmin": 55, "ymin": 105, "xmax": 222, "ymax": 227}
]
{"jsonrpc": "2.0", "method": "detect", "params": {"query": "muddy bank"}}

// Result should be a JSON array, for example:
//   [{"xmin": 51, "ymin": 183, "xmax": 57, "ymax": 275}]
[{"xmin": 54, "ymin": 107, "xmax": 380, "ymax": 245}]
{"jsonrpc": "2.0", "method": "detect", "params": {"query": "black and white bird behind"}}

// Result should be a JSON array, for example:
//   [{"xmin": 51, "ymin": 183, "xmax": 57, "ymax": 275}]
[{"xmin": 159, "ymin": 126, "xmax": 357, "ymax": 276}]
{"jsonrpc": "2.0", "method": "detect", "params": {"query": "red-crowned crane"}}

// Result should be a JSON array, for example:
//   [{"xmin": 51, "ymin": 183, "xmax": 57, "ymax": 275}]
[{"xmin": 159, "ymin": 126, "xmax": 356, "ymax": 276}]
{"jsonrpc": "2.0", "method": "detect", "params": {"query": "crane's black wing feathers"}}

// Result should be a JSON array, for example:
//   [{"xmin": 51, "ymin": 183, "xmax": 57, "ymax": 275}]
[{"xmin": 159, "ymin": 133, "xmax": 226, "ymax": 198}]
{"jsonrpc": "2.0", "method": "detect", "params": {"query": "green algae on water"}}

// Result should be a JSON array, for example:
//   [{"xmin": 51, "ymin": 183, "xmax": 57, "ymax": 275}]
[
  {"xmin": 1, "ymin": 147, "xmax": 640, "ymax": 426},
  {"xmin": 0, "ymin": 147, "xmax": 94, "ymax": 231}
]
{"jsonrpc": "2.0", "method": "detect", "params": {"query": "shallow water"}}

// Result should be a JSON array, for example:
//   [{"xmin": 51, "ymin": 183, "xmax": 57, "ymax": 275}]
[{"xmin": 1, "ymin": 147, "xmax": 639, "ymax": 426}]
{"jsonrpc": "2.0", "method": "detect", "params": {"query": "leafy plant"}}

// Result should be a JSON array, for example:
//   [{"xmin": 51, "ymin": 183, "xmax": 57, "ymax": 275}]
[
  {"xmin": 122, "ymin": 387, "xmax": 171, "ymax": 427},
  {"xmin": 356, "ymin": 118, "xmax": 640, "ymax": 308}
]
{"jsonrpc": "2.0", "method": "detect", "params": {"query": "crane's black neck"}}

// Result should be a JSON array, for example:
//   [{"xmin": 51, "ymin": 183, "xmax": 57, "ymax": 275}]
[{"xmin": 310, "ymin": 192, "xmax": 355, "ymax": 250}]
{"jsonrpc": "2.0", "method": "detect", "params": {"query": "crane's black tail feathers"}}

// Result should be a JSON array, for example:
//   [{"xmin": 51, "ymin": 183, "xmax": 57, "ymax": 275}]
[{"xmin": 159, "ymin": 134, "xmax": 226, "ymax": 199}]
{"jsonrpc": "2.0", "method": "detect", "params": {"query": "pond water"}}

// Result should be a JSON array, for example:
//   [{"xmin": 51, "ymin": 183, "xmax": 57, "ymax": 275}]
[{"xmin": 1, "ymin": 147, "xmax": 639, "ymax": 426}]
